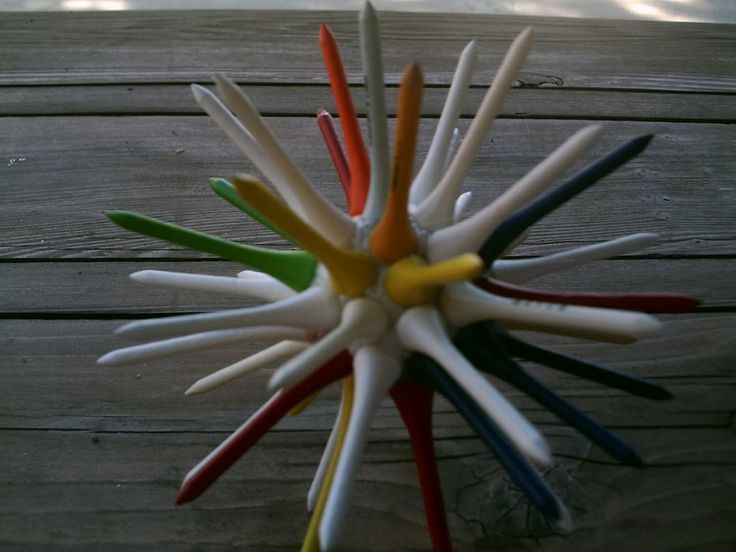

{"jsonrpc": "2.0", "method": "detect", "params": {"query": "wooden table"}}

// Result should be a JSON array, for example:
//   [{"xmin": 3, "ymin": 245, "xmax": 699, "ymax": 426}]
[{"xmin": 2, "ymin": 9, "xmax": 735, "ymax": 551}]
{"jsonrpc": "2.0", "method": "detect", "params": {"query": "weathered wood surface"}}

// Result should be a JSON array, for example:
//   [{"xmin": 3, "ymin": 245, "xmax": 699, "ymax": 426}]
[
  {"xmin": 5, "ymin": 84, "xmax": 736, "ymax": 122},
  {"xmin": 2, "ymin": 11, "xmax": 735, "ymax": 91},
  {"xmin": 1, "ymin": 9, "xmax": 735, "ymax": 552},
  {"xmin": 2, "ymin": 116, "xmax": 734, "ymax": 258},
  {"xmin": 2, "ymin": 313, "xmax": 734, "ymax": 426},
  {"xmin": 1, "ymin": 259, "xmax": 734, "ymax": 314},
  {"xmin": 2, "ymin": 314, "xmax": 735, "ymax": 550}
]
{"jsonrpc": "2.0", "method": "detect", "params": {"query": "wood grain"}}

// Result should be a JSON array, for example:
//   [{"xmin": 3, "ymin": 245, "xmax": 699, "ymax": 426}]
[
  {"xmin": 3, "ymin": 84, "xmax": 735, "ymax": 122},
  {"xmin": 2, "ymin": 116, "xmax": 733, "ymax": 258},
  {"xmin": 1, "ymin": 425, "xmax": 733, "ymax": 551},
  {"xmin": 1, "ymin": 315, "xmax": 734, "ymax": 550},
  {"xmin": 2, "ymin": 11, "xmax": 735, "ymax": 91},
  {"xmin": 0, "ymin": 258, "xmax": 732, "ymax": 315},
  {"xmin": 2, "ymin": 314, "xmax": 734, "ymax": 430}
]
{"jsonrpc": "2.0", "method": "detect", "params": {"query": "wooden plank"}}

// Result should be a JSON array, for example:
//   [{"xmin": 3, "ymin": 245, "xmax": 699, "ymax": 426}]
[
  {"xmin": 1, "ymin": 116, "xmax": 733, "ymax": 258},
  {"xmin": 3, "ymin": 84, "xmax": 735, "ymax": 122},
  {"xmin": 0, "ymin": 258, "xmax": 731, "ymax": 315},
  {"xmin": 1, "ymin": 11, "xmax": 735, "ymax": 92},
  {"xmin": 447, "ymin": 426, "xmax": 736, "ymax": 550},
  {"xmin": 0, "ymin": 428, "xmax": 440, "ymax": 550},
  {"xmin": 0, "ymin": 425, "xmax": 733, "ymax": 551},
  {"xmin": 1, "ymin": 314, "xmax": 733, "ymax": 431},
  {"xmin": 1, "ymin": 315, "xmax": 734, "ymax": 550}
]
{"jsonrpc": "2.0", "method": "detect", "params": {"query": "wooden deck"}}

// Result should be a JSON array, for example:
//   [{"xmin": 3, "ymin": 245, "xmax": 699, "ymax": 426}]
[{"xmin": 1, "ymin": 9, "xmax": 735, "ymax": 551}]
